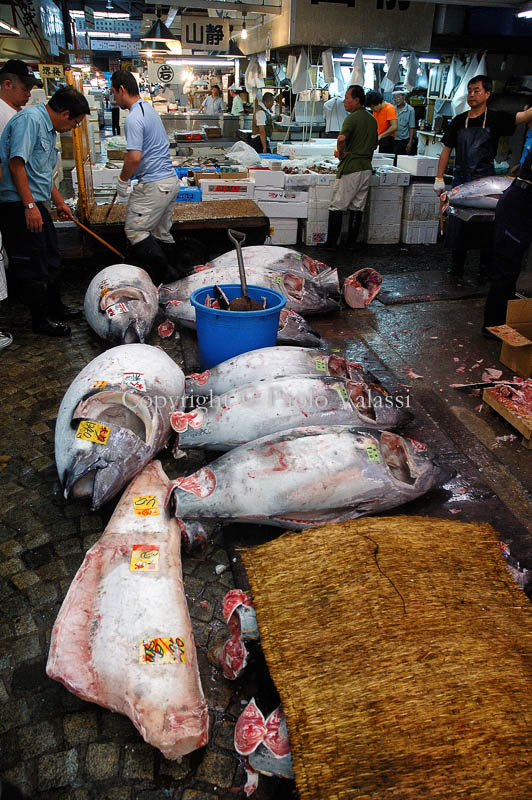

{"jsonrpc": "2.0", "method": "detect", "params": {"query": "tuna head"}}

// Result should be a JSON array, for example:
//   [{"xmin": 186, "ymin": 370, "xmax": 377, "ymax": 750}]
[
  {"xmin": 99, "ymin": 288, "xmax": 155, "ymax": 343},
  {"xmin": 380, "ymin": 431, "xmax": 447, "ymax": 497},
  {"xmin": 277, "ymin": 308, "xmax": 322, "ymax": 347},
  {"xmin": 63, "ymin": 390, "xmax": 166, "ymax": 510},
  {"xmin": 280, "ymin": 272, "xmax": 340, "ymax": 315}
]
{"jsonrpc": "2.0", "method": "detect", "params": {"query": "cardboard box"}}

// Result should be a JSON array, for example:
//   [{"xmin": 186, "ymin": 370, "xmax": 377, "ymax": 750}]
[
  {"xmin": 107, "ymin": 149, "xmax": 126, "ymax": 160},
  {"xmin": 204, "ymin": 126, "xmax": 221, "ymax": 138},
  {"xmin": 193, "ymin": 171, "xmax": 246, "ymax": 185},
  {"xmin": 487, "ymin": 299, "xmax": 532, "ymax": 378}
]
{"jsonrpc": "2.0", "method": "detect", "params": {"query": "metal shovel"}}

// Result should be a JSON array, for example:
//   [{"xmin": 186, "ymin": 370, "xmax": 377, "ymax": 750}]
[{"xmin": 227, "ymin": 228, "xmax": 262, "ymax": 311}]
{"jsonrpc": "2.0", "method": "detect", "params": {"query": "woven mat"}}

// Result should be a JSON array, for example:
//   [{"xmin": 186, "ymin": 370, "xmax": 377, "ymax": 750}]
[{"xmin": 241, "ymin": 517, "xmax": 532, "ymax": 800}]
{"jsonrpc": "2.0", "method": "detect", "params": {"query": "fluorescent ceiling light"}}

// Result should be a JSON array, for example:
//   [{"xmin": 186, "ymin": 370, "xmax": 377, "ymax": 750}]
[
  {"xmin": 70, "ymin": 10, "xmax": 129, "ymax": 19},
  {"xmin": 419, "ymin": 57, "xmax": 440, "ymax": 63},
  {"xmin": 517, "ymin": 8, "xmax": 532, "ymax": 16},
  {"xmin": 88, "ymin": 31, "xmax": 131, "ymax": 38},
  {"xmin": 166, "ymin": 59, "xmax": 234, "ymax": 67},
  {"xmin": 0, "ymin": 19, "xmax": 20, "ymax": 35},
  {"xmin": 342, "ymin": 52, "xmax": 386, "ymax": 61}
]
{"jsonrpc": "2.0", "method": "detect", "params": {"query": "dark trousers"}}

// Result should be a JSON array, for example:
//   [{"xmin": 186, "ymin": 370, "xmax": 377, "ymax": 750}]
[
  {"xmin": 111, "ymin": 107, "xmax": 120, "ymax": 136},
  {"xmin": 250, "ymin": 136, "xmax": 270, "ymax": 154},
  {"xmin": 378, "ymin": 137, "xmax": 395, "ymax": 154},
  {"xmin": 393, "ymin": 137, "xmax": 417, "ymax": 164},
  {"xmin": 484, "ymin": 183, "xmax": 532, "ymax": 327},
  {"xmin": 0, "ymin": 202, "xmax": 62, "ymax": 321}
]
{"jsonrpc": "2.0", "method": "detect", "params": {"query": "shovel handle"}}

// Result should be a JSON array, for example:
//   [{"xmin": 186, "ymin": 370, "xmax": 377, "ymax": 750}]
[
  {"xmin": 228, "ymin": 228, "xmax": 248, "ymax": 297},
  {"xmin": 72, "ymin": 217, "xmax": 123, "ymax": 258},
  {"xmin": 104, "ymin": 191, "xmax": 118, "ymax": 224}
]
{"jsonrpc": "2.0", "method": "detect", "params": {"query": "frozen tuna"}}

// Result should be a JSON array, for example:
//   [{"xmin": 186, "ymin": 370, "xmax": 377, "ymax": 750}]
[
  {"xmin": 172, "ymin": 375, "xmax": 411, "ymax": 451},
  {"xmin": 166, "ymin": 427, "xmax": 446, "ymax": 530},
  {"xmin": 206, "ymin": 245, "xmax": 340, "ymax": 295},
  {"xmin": 159, "ymin": 265, "xmax": 340, "ymax": 316},
  {"xmin": 84, "ymin": 264, "xmax": 159, "ymax": 344},
  {"xmin": 184, "ymin": 346, "xmax": 386, "ymax": 398},
  {"xmin": 445, "ymin": 176, "xmax": 513, "ymax": 210},
  {"xmin": 55, "ymin": 343, "xmax": 184, "ymax": 510},
  {"xmin": 343, "ymin": 268, "xmax": 382, "ymax": 308},
  {"xmin": 47, "ymin": 461, "xmax": 209, "ymax": 759},
  {"xmin": 235, "ymin": 699, "xmax": 293, "ymax": 795}
]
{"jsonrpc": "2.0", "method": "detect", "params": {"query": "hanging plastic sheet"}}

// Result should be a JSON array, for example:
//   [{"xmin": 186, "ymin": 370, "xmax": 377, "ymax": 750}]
[
  {"xmin": 286, "ymin": 54, "xmax": 296, "ymax": 81},
  {"xmin": 291, "ymin": 49, "xmax": 314, "ymax": 93},
  {"xmin": 244, "ymin": 55, "xmax": 265, "ymax": 96},
  {"xmin": 444, "ymin": 55, "xmax": 458, "ymax": 98},
  {"xmin": 451, "ymin": 54, "xmax": 479, "ymax": 116},
  {"xmin": 322, "ymin": 49, "xmax": 335, "ymax": 84},
  {"xmin": 416, "ymin": 63, "xmax": 429, "ymax": 90},
  {"xmin": 385, "ymin": 51, "xmax": 402, "ymax": 87},
  {"xmin": 257, "ymin": 52, "xmax": 267, "ymax": 79},
  {"xmin": 403, "ymin": 53, "xmax": 419, "ymax": 93},
  {"xmin": 348, "ymin": 48, "xmax": 365, "ymax": 87},
  {"xmin": 477, "ymin": 51, "xmax": 487, "ymax": 76}
]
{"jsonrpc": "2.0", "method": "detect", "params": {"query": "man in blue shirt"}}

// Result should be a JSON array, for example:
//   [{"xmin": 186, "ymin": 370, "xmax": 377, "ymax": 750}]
[
  {"xmin": 392, "ymin": 89, "xmax": 416, "ymax": 163},
  {"xmin": 0, "ymin": 86, "xmax": 89, "ymax": 337},
  {"xmin": 111, "ymin": 71, "xmax": 181, "ymax": 283}
]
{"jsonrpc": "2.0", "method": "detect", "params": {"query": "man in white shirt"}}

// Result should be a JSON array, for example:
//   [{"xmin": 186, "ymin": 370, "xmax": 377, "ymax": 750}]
[
  {"xmin": 0, "ymin": 59, "xmax": 42, "ymax": 350},
  {"xmin": 200, "ymin": 86, "xmax": 224, "ymax": 115}
]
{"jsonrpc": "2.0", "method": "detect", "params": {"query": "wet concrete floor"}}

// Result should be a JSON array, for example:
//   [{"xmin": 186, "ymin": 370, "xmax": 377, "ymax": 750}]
[{"xmin": 0, "ymin": 236, "xmax": 530, "ymax": 799}]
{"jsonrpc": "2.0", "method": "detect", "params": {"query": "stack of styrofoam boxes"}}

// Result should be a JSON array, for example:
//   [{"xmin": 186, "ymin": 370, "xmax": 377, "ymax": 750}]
[
  {"xmin": 365, "ymin": 180, "xmax": 405, "ymax": 244},
  {"xmin": 396, "ymin": 155, "xmax": 439, "ymax": 177},
  {"xmin": 249, "ymin": 169, "xmax": 300, "ymax": 245},
  {"xmin": 304, "ymin": 173, "xmax": 335, "ymax": 245},
  {"xmin": 277, "ymin": 141, "xmax": 337, "ymax": 159},
  {"xmin": 401, "ymin": 183, "xmax": 441, "ymax": 244},
  {"xmin": 86, "ymin": 94, "xmax": 101, "ymax": 160},
  {"xmin": 373, "ymin": 166, "xmax": 411, "ymax": 187},
  {"xmin": 199, "ymin": 178, "xmax": 254, "ymax": 201}
]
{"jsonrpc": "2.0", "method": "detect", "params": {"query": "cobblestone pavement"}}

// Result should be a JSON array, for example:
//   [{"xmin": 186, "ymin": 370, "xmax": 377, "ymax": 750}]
[{"xmin": 0, "ymin": 272, "xmax": 295, "ymax": 800}]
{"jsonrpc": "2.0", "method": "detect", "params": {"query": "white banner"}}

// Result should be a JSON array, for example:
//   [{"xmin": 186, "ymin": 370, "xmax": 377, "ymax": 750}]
[{"xmin": 181, "ymin": 15, "xmax": 230, "ymax": 51}]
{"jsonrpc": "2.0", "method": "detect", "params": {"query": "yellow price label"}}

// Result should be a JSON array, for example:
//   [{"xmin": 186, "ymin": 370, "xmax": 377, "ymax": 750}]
[
  {"xmin": 139, "ymin": 637, "xmax": 186, "ymax": 665},
  {"xmin": 272, "ymin": 276, "xmax": 282, "ymax": 285},
  {"xmin": 91, "ymin": 380, "xmax": 107, "ymax": 390},
  {"xmin": 75, "ymin": 420, "xmax": 111, "ymax": 445},
  {"xmin": 365, "ymin": 444, "xmax": 381, "ymax": 462},
  {"xmin": 130, "ymin": 544, "xmax": 160, "ymax": 571},
  {"xmin": 132, "ymin": 495, "xmax": 160, "ymax": 516},
  {"xmin": 333, "ymin": 383, "xmax": 349, "ymax": 401},
  {"xmin": 314, "ymin": 358, "xmax": 327, "ymax": 372}
]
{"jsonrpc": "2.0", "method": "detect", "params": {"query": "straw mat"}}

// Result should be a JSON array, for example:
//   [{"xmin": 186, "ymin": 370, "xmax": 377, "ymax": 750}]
[{"xmin": 241, "ymin": 516, "xmax": 532, "ymax": 800}]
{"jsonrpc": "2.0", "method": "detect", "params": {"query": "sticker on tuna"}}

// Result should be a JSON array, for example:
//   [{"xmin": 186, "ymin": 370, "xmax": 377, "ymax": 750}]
[
  {"xmin": 123, "ymin": 372, "xmax": 146, "ymax": 392},
  {"xmin": 158, "ymin": 320, "xmax": 175, "ymax": 338},
  {"xmin": 132, "ymin": 495, "xmax": 160, "ymax": 516},
  {"xmin": 314, "ymin": 358, "xmax": 327, "ymax": 372},
  {"xmin": 332, "ymin": 383, "xmax": 349, "ymax": 401},
  {"xmin": 188, "ymin": 370, "xmax": 210, "ymax": 386},
  {"xmin": 139, "ymin": 637, "xmax": 186, "ymax": 664},
  {"xmin": 105, "ymin": 302, "xmax": 128, "ymax": 318},
  {"xmin": 365, "ymin": 444, "xmax": 380, "ymax": 462},
  {"xmin": 130, "ymin": 545, "xmax": 160, "ymax": 571},
  {"xmin": 75, "ymin": 420, "xmax": 111, "ymax": 445},
  {"xmin": 91, "ymin": 380, "xmax": 107, "ymax": 390},
  {"xmin": 174, "ymin": 467, "xmax": 216, "ymax": 499},
  {"xmin": 170, "ymin": 409, "xmax": 206, "ymax": 433},
  {"xmin": 409, "ymin": 438, "xmax": 428, "ymax": 454}
]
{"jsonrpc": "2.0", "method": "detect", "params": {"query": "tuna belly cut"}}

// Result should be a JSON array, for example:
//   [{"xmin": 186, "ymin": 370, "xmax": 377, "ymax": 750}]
[{"xmin": 47, "ymin": 521, "xmax": 208, "ymax": 759}]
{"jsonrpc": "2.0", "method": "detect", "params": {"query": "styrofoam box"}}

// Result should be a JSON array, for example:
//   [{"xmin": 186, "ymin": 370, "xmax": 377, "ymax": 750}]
[
  {"xmin": 257, "ymin": 200, "xmax": 308, "ymax": 219},
  {"xmin": 277, "ymin": 141, "xmax": 336, "ymax": 158},
  {"xmin": 71, "ymin": 165, "xmax": 120, "ymax": 191},
  {"xmin": 311, "ymin": 172, "xmax": 336, "ymax": 185},
  {"xmin": 396, "ymin": 155, "xmax": 439, "ymax": 177},
  {"xmin": 199, "ymin": 179, "xmax": 253, "ymax": 197},
  {"xmin": 372, "ymin": 154, "xmax": 394, "ymax": 167},
  {"xmin": 366, "ymin": 222, "xmax": 401, "ymax": 244},
  {"xmin": 255, "ymin": 188, "xmax": 308, "ymax": 203},
  {"xmin": 283, "ymin": 172, "xmax": 318, "ymax": 187},
  {"xmin": 248, "ymin": 168, "xmax": 285, "ymax": 189},
  {"xmin": 308, "ymin": 184, "xmax": 334, "ymax": 200},
  {"xmin": 303, "ymin": 223, "xmax": 327, "ymax": 246},
  {"xmin": 372, "ymin": 166, "xmax": 411, "ymax": 186},
  {"xmin": 402, "ymin": 183, "xmax": 440, "ymax": 222},
  {"xmin": 268, "ymin": 217, "xmax": 298, "ymax": 245},
  {"xmin": 401, "ymin": 220, "xmax": 439, "ymax": 244}
]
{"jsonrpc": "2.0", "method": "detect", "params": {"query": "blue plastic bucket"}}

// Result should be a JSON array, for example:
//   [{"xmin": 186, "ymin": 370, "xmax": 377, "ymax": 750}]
[{"xmin": 190, "ymin": 284, "xmax": 286, "ymax": 369}]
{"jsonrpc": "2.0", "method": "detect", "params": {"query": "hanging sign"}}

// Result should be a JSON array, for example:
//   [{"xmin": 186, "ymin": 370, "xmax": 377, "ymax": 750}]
[
  {"xmin": 181, "ymin": 15, "xmax": 230, "ymax": 52},
  {"xmin": 39, "ymin": 64, "xmax": 65, "ymax": 80}
]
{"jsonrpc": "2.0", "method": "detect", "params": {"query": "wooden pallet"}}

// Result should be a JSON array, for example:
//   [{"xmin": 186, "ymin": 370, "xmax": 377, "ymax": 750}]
[{"xmin": 482, "ymin": 387, "xmax": 532, "ymax": 449}]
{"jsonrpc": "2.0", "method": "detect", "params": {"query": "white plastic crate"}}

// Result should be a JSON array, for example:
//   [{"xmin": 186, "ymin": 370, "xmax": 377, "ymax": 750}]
[
  {"xmin": 401, "ymin": 220, "xmax": 439, "ymax": 244},
  {"xmin": 396, "ymin": 155, "xmax": 439, "ymax": 177},
  {"xmin": 257, "ymin": 200, "xmax": 308, "ymax": 219},
  {"xmin": 402, "ymin": 183, "xmax": 440, "ymax": 222},
  {"xmin": 268, "ymin": 217, "xmax": 298, "ymax": 245},
  {"xmin": 248, "ymin": 168, "xmax": 285, "ymax": 188}
]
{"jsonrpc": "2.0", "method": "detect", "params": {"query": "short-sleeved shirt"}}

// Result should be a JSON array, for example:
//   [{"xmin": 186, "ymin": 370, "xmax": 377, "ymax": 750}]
[
  {"xmin": 231, "ymin": 95, "xmax": 244, "ymax": 115},
  {"xmin": 0, "ymin": 103, "xmax": 57, "ymax": 203},
  {"xmin": 201, "ymin": 95, "xmax": 224, "ymax": 114},
  {"xmin": 372, "ymin": 102, "xmax": 397, "ymax": 138},
  {"xmin": 395, "ymin": 103, "xmax": 415, "ymax": 141},
  {"xmin": 337, "ymin": 107, "xmax": 378, "ymax": 178},
  {"xmin": 442, "ymin": 109, "xmax": 516, "ymax": 160},
  {"xmin": 124, "ymin": 99, "xmax": 174, "ymax": 183}
]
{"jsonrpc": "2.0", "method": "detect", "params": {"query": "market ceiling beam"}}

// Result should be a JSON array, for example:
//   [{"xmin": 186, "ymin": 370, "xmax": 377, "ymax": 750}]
[
  {"xmin": 162, "ymin": 1, "xmax": 283, "ymax": 15},
  {"xmin": 399, "ymin": 0, "xmax": 523, "ymax": 5}
]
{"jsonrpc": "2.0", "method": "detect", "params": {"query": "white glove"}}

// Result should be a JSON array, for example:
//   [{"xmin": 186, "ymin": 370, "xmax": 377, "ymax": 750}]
[
  {"xmin": 116, "ymin": 177, "xmax": 131, "ymax": 200},
  {"xmin": 433, "ymin": 178, "xmax": 446, "ymax": 196}
]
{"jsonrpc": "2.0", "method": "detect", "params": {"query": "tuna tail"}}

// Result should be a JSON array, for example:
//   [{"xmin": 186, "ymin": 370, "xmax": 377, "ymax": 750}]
[{"xmin": 122, "ymin": 319, "xmax": 148, "ymax": 344}]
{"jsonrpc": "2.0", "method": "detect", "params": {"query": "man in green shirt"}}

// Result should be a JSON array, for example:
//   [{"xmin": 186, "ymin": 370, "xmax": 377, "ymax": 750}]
[{"xmin": 325, "ymin": 85, "xmax": 378, "ymax": 250}]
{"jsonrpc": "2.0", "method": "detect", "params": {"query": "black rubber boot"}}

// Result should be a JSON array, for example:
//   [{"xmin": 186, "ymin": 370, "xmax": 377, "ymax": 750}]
[
  {"xmin": 323, "ymin": 210, "xmax": 343, "ymax": 251},
  {"xmin": 346, "ymin": 210, "xmax": 363, "ymax": 247},
  {"xmin": 156, "ymin": 238, "xmax": 190, "ymax": 281},
  {"xmin": 126, "ymin": 236, "xmax": 173, "ymax": 285},
  {"xmin": 28, "ymin": 280, "xmax": 71, "ymax": 337}
]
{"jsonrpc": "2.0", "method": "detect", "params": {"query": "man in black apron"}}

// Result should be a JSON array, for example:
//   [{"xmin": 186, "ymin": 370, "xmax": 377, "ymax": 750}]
[
  {"xmin": 434, "ymin": 75, "xmax": 532, "ymax": 279},
  {"xmin": 483, "ymin": 148, "xmax": 532, "ymax": 334}
]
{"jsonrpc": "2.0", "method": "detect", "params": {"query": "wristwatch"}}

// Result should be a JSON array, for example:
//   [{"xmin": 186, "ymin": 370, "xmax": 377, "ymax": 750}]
[{"xmin": 25, "ymin": 203, "xmax": 35, "ymax": 210}]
